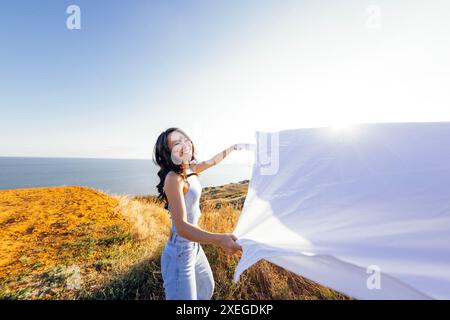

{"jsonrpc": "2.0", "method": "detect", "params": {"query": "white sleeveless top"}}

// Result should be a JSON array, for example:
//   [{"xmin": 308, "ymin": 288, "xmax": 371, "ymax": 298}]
[{"xmin": 167, "ymin": 167, "xmax": 202, "ymax": 236}]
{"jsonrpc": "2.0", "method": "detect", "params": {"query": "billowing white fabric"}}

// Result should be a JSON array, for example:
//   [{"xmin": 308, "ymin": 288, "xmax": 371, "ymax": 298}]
[{"xmin": 232, "ymin": 122, "xmax": 450, "ymax": 300}]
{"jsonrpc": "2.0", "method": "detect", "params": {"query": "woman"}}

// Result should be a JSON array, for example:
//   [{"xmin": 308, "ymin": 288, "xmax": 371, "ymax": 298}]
[{"xmin": 153, "ymin": 127, "xmax": 244, "ymax": 300}]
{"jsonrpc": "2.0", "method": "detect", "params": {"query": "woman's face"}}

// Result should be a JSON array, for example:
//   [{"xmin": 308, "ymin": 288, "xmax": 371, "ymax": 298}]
[{"xmin": 168, "ymin": 131, "xmax": 193, "ymax": 165}]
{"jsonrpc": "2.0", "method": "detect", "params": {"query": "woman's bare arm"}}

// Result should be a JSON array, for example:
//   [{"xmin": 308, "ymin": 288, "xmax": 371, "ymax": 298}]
[
  {"xmin": 164, "ymin": 171, "xmax": 241, "ymax": 253},
  {"xmin": 191, "ymin": 144, "xmax": 235, "ymax": 174}
]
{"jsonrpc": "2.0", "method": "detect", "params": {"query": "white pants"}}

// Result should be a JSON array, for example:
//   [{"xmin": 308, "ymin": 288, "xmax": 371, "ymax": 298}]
[{"xmin": 160, "ymin": 232, "xmax": 215, "ymax": 300}]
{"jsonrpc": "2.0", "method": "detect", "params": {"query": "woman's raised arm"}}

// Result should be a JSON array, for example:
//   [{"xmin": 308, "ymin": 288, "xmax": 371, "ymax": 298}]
[{"xmin": 190, "ymin": 144, "xmax": 239, "ymax": 174}]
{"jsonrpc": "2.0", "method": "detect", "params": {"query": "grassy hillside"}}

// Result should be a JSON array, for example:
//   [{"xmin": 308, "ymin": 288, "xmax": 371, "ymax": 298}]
[{"xmin": 0, "ymin": 183, "xmax": 350, "ymax": 300}]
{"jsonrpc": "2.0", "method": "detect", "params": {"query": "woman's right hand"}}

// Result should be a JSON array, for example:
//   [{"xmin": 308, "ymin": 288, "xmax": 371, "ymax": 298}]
[{"xmin": 217, "ymin": 233, "xmax": 242, "ymax": 255}]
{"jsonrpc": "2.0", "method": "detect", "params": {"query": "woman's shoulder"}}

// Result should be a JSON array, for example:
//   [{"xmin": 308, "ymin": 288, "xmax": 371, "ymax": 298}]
[{"xmin": 164, "ymin": 171, "xmax": 183, "ymax": 190}]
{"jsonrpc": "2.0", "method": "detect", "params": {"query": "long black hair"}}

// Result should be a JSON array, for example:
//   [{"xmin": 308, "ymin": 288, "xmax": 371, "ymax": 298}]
[{"xmin": 152, "ymin": 127, "xmax": 199, "ymax": 210}]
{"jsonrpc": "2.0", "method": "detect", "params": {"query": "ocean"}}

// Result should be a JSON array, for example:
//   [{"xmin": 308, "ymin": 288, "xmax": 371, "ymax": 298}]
[{"xmin": 0, "ymin": 157, "xmax": 253, "ymax": 195}]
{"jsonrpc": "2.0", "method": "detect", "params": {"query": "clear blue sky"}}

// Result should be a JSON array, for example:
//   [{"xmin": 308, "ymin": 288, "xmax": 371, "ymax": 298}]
[{"xmin": 1, "ymin": 1, "xmax": 450, "ymax": 160}]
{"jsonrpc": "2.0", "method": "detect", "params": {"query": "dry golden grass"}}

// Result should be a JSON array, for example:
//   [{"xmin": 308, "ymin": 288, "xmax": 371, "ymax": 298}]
[
  {"xmin": 0, "ymin": 184, "xmax": 349, "ymax": 300},
  {"xmin": 0, "ymin": 186, "xmax": 123, "ymax": 276},
  {"xmin": 0, "ymin": 186, "xmax": 135, "ymax": 299}
]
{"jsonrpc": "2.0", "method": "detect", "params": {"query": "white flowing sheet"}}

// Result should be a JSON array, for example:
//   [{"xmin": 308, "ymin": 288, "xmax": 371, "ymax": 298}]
[{"xmin": 232, "ymin": 122, "xmax": 450, "ymax": 300}]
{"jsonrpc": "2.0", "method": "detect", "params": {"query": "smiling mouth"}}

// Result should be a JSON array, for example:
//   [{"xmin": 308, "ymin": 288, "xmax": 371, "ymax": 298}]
[{"xmin": 181, "ymin": 146, "xmax": 191, "ymax": 155}]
